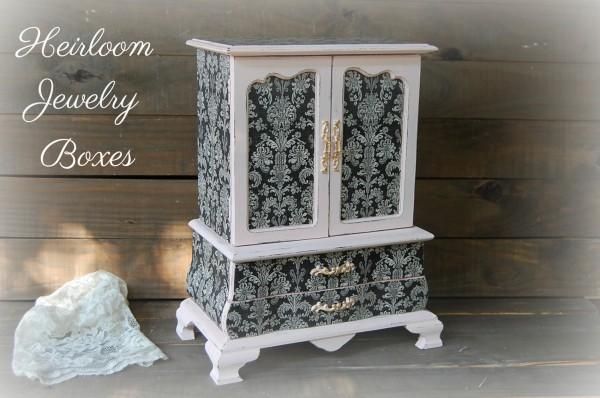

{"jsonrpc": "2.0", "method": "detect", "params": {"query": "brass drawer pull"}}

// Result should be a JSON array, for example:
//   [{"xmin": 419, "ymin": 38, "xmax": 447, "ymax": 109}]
[
  {"xmin": 332, "ymin": 119, "xmax": 342, "ymax": 172},
  {"xmin": 311, "ymin": 297, "xmax": 356, "ymax": 313},
  {"xmin": 310, "ymin": 260, "xmax": 354, "ymax": 277},
  {"xmin": 320, "ymin": 120, "xmax": 330, "ymax": 173}
]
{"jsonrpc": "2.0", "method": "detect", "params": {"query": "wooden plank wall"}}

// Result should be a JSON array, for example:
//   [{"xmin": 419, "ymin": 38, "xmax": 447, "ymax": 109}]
[{"xmin": 1, "ymin": 0, "xmax": 599, "ymax": 299}]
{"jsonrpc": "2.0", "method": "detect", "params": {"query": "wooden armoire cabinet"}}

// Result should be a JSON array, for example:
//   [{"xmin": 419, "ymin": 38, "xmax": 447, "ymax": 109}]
[{"xmin": 176, "ymin": 39, "xmax": 443, "ymax": 385}]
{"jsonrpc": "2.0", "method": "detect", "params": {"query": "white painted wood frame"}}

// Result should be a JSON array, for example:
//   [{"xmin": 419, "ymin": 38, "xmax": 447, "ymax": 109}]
[
  {"xmin": 189, "ymin": 218, "xmax": 433, "ymax": 262},
  {"xmin": 176, "ymin": 298, "xmax": 443, "ymax": 385},
  {"xmin": 329, "ymin": 55, "xmax": 422, "ymax": 236},
  {"xmin": 186, "ymin": 39, "xmax": 438, "ymax": 57},
  {"xmin": 230, "ymin": 56, "xmax": 332, "ymax": 246}
]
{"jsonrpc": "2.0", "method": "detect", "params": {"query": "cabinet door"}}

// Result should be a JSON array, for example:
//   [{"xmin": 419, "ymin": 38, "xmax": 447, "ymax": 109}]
[
  {"xmin": 231, "ymin": 56, "xmax": 332, "ymax": 245},
  {"xmin": 329, "ymin": 55, "xmax": 421, "ymax": 235}
]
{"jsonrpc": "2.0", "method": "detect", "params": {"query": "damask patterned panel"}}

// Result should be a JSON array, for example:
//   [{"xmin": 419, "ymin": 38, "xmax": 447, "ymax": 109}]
[
  {"xmin": 225, "ymin": 277, "xmax": 428, "ymax": 339},
  {"xmin": 247, "ymin": 72, "xmax": 316, "ymax": 230},
  {"xmin": 341, "ymin": 69, "xmax": 405, "ymax": 221},
  {"xmin": 186, "ymin": 232, "xmax": 230, "ymax": 325},
  {"xmin": 197, "ymin": 49, "xmax": 231, "ymax": 240},
  {"xmin": 232, "ymin": 242, "xmax": 424, "ymax": 301}
]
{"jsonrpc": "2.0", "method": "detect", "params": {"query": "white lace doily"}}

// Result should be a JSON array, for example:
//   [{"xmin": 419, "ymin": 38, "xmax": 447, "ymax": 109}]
[{"xmin": 12, "ymin": 271, "xmax": 167, "ymax": 385}]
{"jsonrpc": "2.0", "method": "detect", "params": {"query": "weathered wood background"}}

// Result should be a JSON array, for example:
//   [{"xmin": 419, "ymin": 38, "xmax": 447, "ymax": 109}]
[{"xmin": 1, "ymin": 0, "xmax": 599, "ymax": 299}]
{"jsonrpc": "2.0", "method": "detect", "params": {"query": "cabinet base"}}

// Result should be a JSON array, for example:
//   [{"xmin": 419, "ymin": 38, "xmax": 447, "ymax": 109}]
[{"xmin": 176, "ymin": 298, "xmax": 443, "ymax": 385}]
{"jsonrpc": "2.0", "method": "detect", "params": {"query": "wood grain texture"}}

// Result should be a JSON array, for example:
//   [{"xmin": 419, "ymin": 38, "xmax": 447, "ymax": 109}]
[
  {"xmin": 420, "ymin": 61, "xmax": 600, "ymax": 121},
  {"xmin": 1, "ymin": 238, "xmax": 598, "ymax": 299},
  {"xmin": 0, "ymin": 238, "xmax": 191, "ymax": 300},
  {"xmin": 0, "ymin": 54, "xmax": 600, "ymax": 120},
  {"xmin": 427, "ymin": 297, "xmax": 599, "ymax": 316},
  {"xmin": 414, "ymin": 179, "xmax": 600, "ymax": 238},
  {"xmin": 1, "ymin": 0, "xmax": 599, "ymax": 300},
  {"xmin": 3, "ymin": 117, "xmax": 600, "ymax": 179},
  {"xmin": 3, "ymin": 56, "xmax": 600, "ymax": 120},
  {"xmin": 0, "ymin": 115, "xmax": 196, "ymax": 176},
  {"xmin": 1, "ymin": 54, "xmax": 195, "ymax": 116},
  {"xmin": 426, "ymin": 239, "xmax": 600, "ymax": 298},
  {"xmin": 2, "ymin": 177, "xmax": 600, "ymax": 239},
  {"xmin": 417, "ymin": 119, "xmax": 600, "ymax": 179},
  {"xmin": 0, "ymin": 177, "xmax": 196, "ymax": 239},
  {"xmin": 1, "ymin": 0, "xmax": 599, "ymax": 62},
  {"xmin": 2, "ymin": 299, "xmax": 600, "ymax": 397}
]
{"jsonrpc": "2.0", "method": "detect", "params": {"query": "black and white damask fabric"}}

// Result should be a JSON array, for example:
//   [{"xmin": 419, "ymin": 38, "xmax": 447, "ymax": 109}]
[
  {"xmin": 232, "ymin": 242, "xmax": 424, "ymax": 300},
  {"xmin": 247, "ymin": 72, "xmax": 316, "ymax": 230},
  {"xmin": 226, "ymin": 278, "xmax": 428, "ymax": 339},
  {"xmin": 186, "ymin": 233, "xmax": 229, "ymax": 325},
  {"xmin": 196, "ymin": 49, "xmax": 231, "ymax": 240},
  {"xmin": 185, "ymin": 234, "xmax": 429, "ymax": 338},
  {"xmin": 225, "ymin": 243, "xmax": 427, "ymax": 338},
  {"xmin": 341, "ymin": 69, "xmax": 405, "ymax": 220}
]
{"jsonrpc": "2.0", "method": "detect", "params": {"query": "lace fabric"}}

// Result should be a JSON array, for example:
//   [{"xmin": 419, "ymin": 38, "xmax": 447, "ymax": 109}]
[{"xmin": 12, "ymin": 271, "xmax": 167, "ymax": 385}]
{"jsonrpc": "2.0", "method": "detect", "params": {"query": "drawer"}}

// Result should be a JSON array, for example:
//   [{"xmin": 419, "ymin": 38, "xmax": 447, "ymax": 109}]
[
  {"xmin": 226, "ymin": 276, "xmax": 428, "ymax": 339},
  {"xmin": 232, "ymin": 242, "xmax": 424, "ymax": 301}
]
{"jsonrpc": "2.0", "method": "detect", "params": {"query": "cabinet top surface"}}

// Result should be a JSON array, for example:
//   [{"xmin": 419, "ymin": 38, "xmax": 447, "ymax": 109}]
[{"xmin": 186, "ymin": 39, "xmax": 437, "ymax": 56}]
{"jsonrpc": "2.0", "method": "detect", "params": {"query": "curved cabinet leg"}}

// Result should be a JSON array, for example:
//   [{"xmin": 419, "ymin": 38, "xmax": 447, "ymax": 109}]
[
  {"xmin": 310, "ymin": 334, "xmax": 355, "ymax": 352},
  {"xmin": 175, "ymin": 302, "xmax": 196, "ymax": 341},
  {"xmin": 205, "ymin": 341, "xmax": 260, "ymax": 385},
  {"xmin": 405, "ymin": 316, "xmax": 444, "ymax": 350}
]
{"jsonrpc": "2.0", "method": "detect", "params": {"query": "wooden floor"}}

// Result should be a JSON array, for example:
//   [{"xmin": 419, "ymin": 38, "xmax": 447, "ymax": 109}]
[{"xmin": 2, "ymin": 299, "xmax": 600, "ymax": 397}]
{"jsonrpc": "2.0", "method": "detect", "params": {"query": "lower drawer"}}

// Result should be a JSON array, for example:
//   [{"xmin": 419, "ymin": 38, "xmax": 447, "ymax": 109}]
[{"xmin": 225, "ymin": 276, "xmax": 428, "ymax": 339}]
